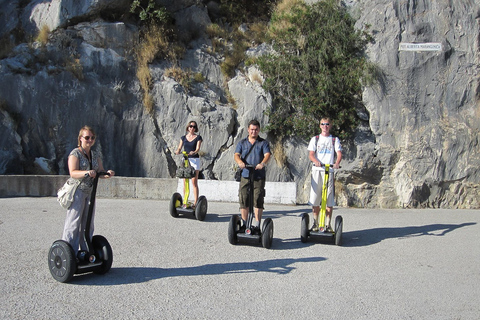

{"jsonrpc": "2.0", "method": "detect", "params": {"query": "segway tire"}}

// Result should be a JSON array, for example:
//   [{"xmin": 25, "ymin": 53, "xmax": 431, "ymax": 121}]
[
  {"xmin": 48, "ymin": 240, "xmax": 76, "ymax": 283},
  {"xmin": 169, "ymin": 192, "xmax": 182, "ymax": 217},
  {"xmin": 261, "ymin": 218, "xmax": 274, "ymax": 249},
  {"xmin": 195, "ymin": 196, "xmax": 208, "ymax": 221},
  {"xmin": 334, "ymin": 215, "xmax": 343, "ymax": 246},
  {"xmin": 228, "ymin": 215, "xmax": 240, "ymax": 245},
  {"xmin": 92, "ymin": 235, "xmax": 113, "ymax": 274},
  {"xmin": 300, "ymin": 212, "xmax": 310, "ymax": 243}
]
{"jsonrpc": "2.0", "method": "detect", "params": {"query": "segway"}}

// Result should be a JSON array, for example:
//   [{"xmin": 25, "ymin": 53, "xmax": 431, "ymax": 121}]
[
  {"xmin": 228, "ymin": 165, "xmax": 274, "ymax": 249},
  {"xmin": 170, "ymin": 151, "xmax": 208, "ymax": 220},
  {"xmin": 48, "ymin": 172, "xmax": 113, "ymax": 283},
  {"xmin": 301, "ymin": 164, "xmax": 343, "ymax": 245}
]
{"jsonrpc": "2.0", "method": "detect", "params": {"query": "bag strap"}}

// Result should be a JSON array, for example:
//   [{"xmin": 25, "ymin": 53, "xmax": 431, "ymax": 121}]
[
  {"xmin": 242, "ymin": 139, "xmax": 257, "ymax": 163},
  {"xmin": 315, "ymin": 135, "xmax": 336, "ymax": 152}
]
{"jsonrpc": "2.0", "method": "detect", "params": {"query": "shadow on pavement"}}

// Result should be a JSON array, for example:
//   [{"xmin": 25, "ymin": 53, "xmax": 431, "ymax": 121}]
[
  {"xmin": 70, "ymin": 256, "xmax": 326, "ymax": 285},
  {"xmin": 343, "ymin": 222, "xmax": 476, "ymax": 247}
]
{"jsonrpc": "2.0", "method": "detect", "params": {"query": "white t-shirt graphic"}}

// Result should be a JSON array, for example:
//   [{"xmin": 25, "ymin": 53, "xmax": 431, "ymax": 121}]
[{"xmin": 307, "ymin": 134, "xmax": 342, "ymax": 170}]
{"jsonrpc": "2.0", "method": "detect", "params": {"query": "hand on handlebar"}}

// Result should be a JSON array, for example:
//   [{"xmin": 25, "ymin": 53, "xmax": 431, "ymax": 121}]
[{"xmin": 97, "ymin": 170, "xmax": 114, "ymax": 178}]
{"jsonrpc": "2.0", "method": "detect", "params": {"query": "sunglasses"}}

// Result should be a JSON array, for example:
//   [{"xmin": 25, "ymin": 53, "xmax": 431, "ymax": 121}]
[
  {"xmin": 83, "ymin": 136, "xmax": 96, "ymax": 141},
  {"xmin": 189, "ymin": 125, "xmax": 197, "ymax": 129},
  {"xmin": 321, "ymin": 123, "xmax": 330, "ymax": 126}
]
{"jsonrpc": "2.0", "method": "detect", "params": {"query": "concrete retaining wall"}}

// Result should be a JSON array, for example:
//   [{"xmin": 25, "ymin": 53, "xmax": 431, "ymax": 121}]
[{"xmin": 0, "ymin": 175, "xmax": 297, "ymax": 205}]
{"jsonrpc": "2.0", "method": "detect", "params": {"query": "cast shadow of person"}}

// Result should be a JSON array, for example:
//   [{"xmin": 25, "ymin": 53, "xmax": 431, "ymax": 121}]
[
  {"xmin": 343, "ymin": 222, "xmax": 476, "ymax": 247},
  {"xmin": 71, "ymin": 256, "xmax": 326, "ymax": 286}
]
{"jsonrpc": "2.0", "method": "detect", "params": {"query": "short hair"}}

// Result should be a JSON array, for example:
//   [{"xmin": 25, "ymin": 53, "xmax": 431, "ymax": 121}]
[
  {"xmin": 248, "ymin": 119, "xmax": 260, "ymax": 128},
  {"xmin": 185, "ymin": 120, "xmax": 199, "ymax": 133},
  {"xmin": 77, "ymin": 125, "xmax": 96, "ymax": 147}
]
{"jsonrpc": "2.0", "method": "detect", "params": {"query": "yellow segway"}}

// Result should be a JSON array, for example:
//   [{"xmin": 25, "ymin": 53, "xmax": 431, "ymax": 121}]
[
  {"xmin": 301, "ymin": 164, "xmax": 343, "ymax": 245},
  {"xmin": 170, "ymin": 152, "xmax": 207, "ymax": 221}
]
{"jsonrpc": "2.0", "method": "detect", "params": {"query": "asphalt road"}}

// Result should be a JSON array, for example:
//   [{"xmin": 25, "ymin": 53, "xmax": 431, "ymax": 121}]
[{"xmin": 1, "ymin": 197, "xmax": 479, "ymax": 319}]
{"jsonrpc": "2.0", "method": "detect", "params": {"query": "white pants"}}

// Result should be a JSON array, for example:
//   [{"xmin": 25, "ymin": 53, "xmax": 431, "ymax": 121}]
[
  {"xmin": 188, "ymin": 157, "xmax": 201, "ymax": 170},
  {"xmin": 61, "ymin": 188, "xmax": 95, "ymax": 253},
  {"xmin": 309, "ymin": 168, "xmax": 335, "ymax": 207}
]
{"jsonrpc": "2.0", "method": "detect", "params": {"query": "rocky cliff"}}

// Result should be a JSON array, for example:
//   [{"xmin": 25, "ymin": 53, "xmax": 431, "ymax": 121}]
[{"xmin": 0, "ymin": 0, "xmax": 478, "ymax": 208}]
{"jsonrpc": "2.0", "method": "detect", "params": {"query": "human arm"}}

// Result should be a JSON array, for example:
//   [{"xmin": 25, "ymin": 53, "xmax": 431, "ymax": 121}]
[
  {"xmin": 309, "ymin": 150, "xmax": 321, "ymax": 167},
  {"xmin": 174, "ymin": 139, "xmax": 184, "ymax": 155},
  {"xmin": 234, "ymin": 152, "xmax": 246, "ymax": 169},
  {"xmin": 333, "ymin": 150, "xmax": 342, "ymax": 169},
  {"xmin": 97, "ymin": 158, "xmax": 115, "ymax": 178},
  {"xmin": 68, "ymin": 154, "xmax": 96, "ymax": 179},
  {"xmin": 256, "ymin": 152, "xmax": 271, "ymax": 170}
]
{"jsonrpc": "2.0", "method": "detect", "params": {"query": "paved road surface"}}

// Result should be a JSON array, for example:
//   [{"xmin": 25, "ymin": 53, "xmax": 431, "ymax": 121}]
[{"xmin": 1, "ymin": 197, "xmax": 479, "ymax": 319}]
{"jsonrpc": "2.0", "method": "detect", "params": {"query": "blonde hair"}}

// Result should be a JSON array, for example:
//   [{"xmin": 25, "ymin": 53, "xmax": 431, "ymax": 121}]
[{"xmin": 77, "ymin": 125, "xmax": 96, "ymax": 147}]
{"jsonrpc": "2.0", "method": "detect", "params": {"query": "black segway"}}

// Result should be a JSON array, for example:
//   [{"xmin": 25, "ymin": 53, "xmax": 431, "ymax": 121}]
[
  {"xmin": 170, "ymin": 152, "xmax": 208, "ymax": 221},
  {"xmin": 48, "ymin": 172, "xmax": 113, "ymax": 283},
  {"xmin": 228, "ymin": 165, "xmax": 274, "ymax": 249},
  {"xmin": 300, "ymin": 164, "xmax": 343, "ymax": 245}
]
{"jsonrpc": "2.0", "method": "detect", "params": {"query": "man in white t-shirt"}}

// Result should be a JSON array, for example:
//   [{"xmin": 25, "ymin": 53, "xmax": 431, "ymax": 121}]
[{"xmin": 307, "ymin": 117, "xmax": 342, "ymax": 232}]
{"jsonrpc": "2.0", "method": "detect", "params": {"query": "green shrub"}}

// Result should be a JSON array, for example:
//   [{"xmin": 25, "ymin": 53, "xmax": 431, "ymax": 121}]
[
  {"xmin": 130, "ymin": 0, "xmax": 170, "ymax": 24},
  {"xmin": 258, "ymin": 0, "xmax": 375, "ymax": 140}
]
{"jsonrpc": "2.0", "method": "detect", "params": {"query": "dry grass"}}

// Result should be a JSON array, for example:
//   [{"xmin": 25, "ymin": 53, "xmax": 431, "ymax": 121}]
[
  {"xmin": 226, "ymin": 90, "xmax": 237, "ymax": 109},
  {"xmin": 276, "ymin": 0, "xmax": 305, "ymax": 13},
  {"xmin": 65, "ymin": 56, "xmax": 84, "ymax": 80},
  {"xmin": 206, "ymin": 23, "xmax": 226, "ymax": 39},
  {"xmin": 269, "ymin": 0, "xmax": 307, "ymax": 39},
  {"xmin": 273, "ymin": 139, "xmax": 287, "ymax": 166},
  {"xmin": 135, "ymin": 24, "xmax": 173, "ymax": 114},
  {"xmin": 249, "ymin": 21, "xmax": 268, "ymax": 44},
  {"xmin": 164, "ymin": 66, "xmax": 192, "ymax": 90},
  {"xmin": 136, "ymin": 25, "xmax": 170, "ymax": 66},
  {"xmin": 193, "ymin": 72, "xmax": 205, "ymax": 83},
  {"xmin": 36, "ymin": 25, "xmax": 50, "ymax": 46},
  {"xmin": 249, "ymin": 68, "xmax": 264, "ymax": 85},
  {"xmin": 206, "ymin": 24, "xmax": 228, "ymax": 54}
]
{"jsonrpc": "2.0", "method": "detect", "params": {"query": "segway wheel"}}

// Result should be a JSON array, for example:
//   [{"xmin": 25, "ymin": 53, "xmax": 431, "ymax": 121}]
[
  {"xmin": 48, "ymin": 240, "xmax": 76, "ymax": 283},
  {"xmin": 300, "ymin": 212, "xmax": 310, "ymax": 243},
  {"xmin": 92, "ymin": 235, "xmax": 113, "ymax": 274},
  {"xmin": 334, "ymin": 215, "xmax": 343, "ymax": 246},
  {"xmin": 261, "ymin": 218, "xmax": 274, "ymax": 249},
  {"xmin": 169, "ymin": 192, "xmax": 182, "ymax": 217},
  {"xmin": 195, "ymin": 196, "xmax": 208, "ymax": 221},
  {"xmin": 228, "ymin": 215, "xmax": 240, "ymax": 245}
]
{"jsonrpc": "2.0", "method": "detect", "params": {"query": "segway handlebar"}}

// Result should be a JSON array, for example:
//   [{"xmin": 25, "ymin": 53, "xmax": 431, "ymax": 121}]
[{"xmin": 313, "ymin": 163, "xmax": 341, "ymax": 168}]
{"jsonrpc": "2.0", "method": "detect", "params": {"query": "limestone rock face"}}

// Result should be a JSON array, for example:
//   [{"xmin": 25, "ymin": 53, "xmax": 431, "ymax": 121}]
[
  {"xmin": 0, "ymin": 0, "xmax": 478, "ymax": 208},
  {"xmin": 21, "ymin": 0, "xmax": 131, "ymax": 36},
  {"xmin": 344, "ymin": 0, "xmax": 480, "ymax": 208}
]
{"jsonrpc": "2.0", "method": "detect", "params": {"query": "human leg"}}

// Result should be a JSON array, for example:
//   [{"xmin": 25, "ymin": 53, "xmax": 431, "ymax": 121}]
[
  {"xmin": 189, "ymin": 158, "xmax": 201, "ymax": 205},
  {"xmin": 192, "ymin": 171, "xmax": 199, "ymax": 204},
  {"xmin": 62, "ymin": 190, "xmax": 88, "ymax": 253},
  {"xmin": 79, "ymin": 194, "xmax": 93, "ymax": 252},
  {"xmin": 309, "ymin": 169, "xmax": 323, "ymax": 230},
  {"xmin": 239, "ymin": 177, "xmax": 249, "ymax": 221},
  {"xmin": 252, "ymin": 179, "xmax": 266, "ymax": 232}
]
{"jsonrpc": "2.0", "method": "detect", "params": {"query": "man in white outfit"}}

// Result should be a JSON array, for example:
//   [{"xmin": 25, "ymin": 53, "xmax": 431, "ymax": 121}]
[{"xmin": 307, "ymin": 117, "xmax": 342, "ymax": 232}]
